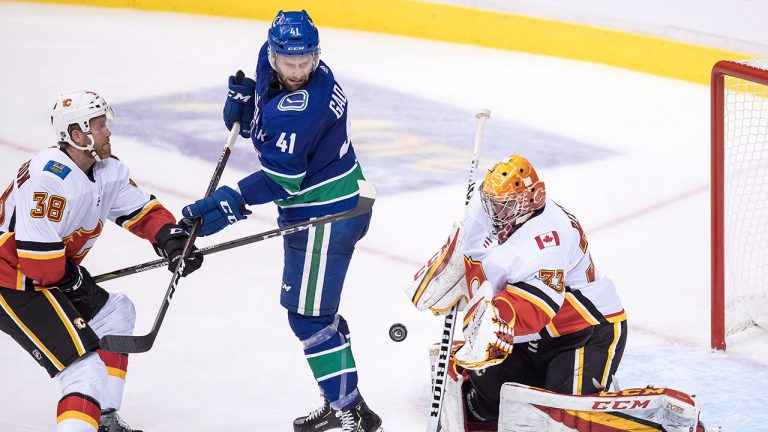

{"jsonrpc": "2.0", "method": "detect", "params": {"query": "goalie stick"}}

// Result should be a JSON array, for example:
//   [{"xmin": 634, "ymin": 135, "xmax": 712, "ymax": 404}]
[
  {"xmin": 427, "ymin": 108, "xmax": 490, "ymax": 432},
  {"xmin": 93, "ymin": 182, "xmax": 376, "ymax": 283},
  {"xmin": 99, "ymin": 79, "xmax": 244, "ymax": 353}
]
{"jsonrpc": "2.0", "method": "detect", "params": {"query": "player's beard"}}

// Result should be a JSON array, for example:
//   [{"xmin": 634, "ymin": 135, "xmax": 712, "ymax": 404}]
[
  {"xmin": 279, "ymin": 74, "xmax": 308, "ymax": 92},
  {"xmin": 95, "ymin": 141, "xmax": 111, "ymax": 159}
]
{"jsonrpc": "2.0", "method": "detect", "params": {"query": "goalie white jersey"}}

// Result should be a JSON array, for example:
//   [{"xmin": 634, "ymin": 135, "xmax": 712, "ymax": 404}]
[
  {"xmin": 0, "ymin": 147, "xmax": 175, "ymax": 290},
  {"xmin": 462, "ymin": 192, "xmax": 626, "ymax": 342}
]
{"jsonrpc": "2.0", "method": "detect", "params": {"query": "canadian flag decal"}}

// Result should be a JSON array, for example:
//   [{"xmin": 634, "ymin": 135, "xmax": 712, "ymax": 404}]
[{"xmin": 535, "ymin": 231, "xmax": 560, "ymax": 249}]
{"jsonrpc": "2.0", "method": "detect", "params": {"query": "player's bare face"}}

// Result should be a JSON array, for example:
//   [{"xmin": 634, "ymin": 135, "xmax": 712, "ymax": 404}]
[
  {"xmin": 275, "ymin": 54, "xmax": 315, "ymax": 91},
  {"xmin": 88, "ymin": 115, "xmax": 112, "ymax": 159}
]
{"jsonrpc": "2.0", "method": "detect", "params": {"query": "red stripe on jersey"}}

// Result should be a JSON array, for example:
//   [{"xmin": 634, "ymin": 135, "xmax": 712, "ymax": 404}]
[
  {"xmin": 17, "ymin": 253, "xmax": 65, "ymax": 287},
  {"xmin": 125, "ymin": 203, "xmax": 175, "ymax": 242},
  {"xmin": 57, "ymin": 393, "xmax": 101, "ymax": 421},
  {"xmin": 548, "ymin": 301, "xmax": 594, "ymax": 336},
  {"xmin": 96, "ymin": 349, "xmax": 129, "ymax": 372},
  {"xmin": 0, "ymin": 233, "xmax": 19, "ymax": 289},
  {"xmin": 494, "ymin": 290, "xmax": 552, "ymax": 336}
]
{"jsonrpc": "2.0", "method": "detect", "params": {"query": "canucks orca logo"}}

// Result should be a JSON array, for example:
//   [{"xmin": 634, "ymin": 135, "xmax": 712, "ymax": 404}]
[
  {"xmin": 43, "ymin": 161, "xmax": 72, "ymax": 179},
  {"xmin": 278, "ymin": 90, "xmax": 309, "ymax": 112}
]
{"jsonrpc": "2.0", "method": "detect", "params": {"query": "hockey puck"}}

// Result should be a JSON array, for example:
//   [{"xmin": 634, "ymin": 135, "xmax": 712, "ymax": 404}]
[{"xmin": 389, "ymin": 323, "xmax": 408, "ymax": 342}]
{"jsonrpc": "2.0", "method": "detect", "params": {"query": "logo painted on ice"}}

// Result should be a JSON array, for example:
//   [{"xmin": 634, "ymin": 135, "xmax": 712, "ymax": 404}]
[{"xmin": 278, "ymin": 90, "xmax": 308, "ymax": 112}]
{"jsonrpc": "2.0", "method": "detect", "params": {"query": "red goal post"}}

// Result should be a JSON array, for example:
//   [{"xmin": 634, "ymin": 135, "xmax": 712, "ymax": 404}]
[{"xmin": 711, "ymin": 59, "xmax": 768, "ymax": 350}]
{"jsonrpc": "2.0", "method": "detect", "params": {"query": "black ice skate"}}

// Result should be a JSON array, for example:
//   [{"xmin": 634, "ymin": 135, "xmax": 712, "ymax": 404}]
[
  {"xmin": 293, "ymin": 399, "xmax": 342, "ymax": 432},
  {"xmin": 98, "ymin": 408, "xmax": 142, "ymax": 432},
  {"xmin": 336, "ymin": 399, "xmax": 383, "ymax": 432}
]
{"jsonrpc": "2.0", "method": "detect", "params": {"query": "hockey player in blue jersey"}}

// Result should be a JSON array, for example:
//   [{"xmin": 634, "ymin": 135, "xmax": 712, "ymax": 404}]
[{"xmin": 182, "ymin": 10, "xmax": 382, "ymax": 432}]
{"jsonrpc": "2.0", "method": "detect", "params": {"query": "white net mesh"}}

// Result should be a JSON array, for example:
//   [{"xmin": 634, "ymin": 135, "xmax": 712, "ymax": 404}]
[{"xmin": 723, "ymin": 59, "xmax": 768, "ymax": 335}]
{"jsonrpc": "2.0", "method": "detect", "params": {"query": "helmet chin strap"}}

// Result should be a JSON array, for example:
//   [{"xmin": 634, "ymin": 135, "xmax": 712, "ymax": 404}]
[{"xmin": 68, "ymin": 134, "xmax": 102, "ymax": 162}]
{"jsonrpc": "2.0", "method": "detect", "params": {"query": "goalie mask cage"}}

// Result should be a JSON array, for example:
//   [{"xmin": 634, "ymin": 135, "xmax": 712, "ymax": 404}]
[{"xmin": 711, "ymin": 59, "xmax": 768, "ymax": 350}]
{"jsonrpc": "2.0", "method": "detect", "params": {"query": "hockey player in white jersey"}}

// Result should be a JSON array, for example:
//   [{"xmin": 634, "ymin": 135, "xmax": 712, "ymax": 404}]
[
  {"xmin": 0, "ymin": 91, "xmax": 203, "ymax": 432},
  {"xmin": 407, "ymin": 154, "xmax": 629, "ymax": 431}
]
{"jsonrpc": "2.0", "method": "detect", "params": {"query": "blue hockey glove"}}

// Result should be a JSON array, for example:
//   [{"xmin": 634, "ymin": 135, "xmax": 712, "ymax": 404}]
[
  {"xmin": 182, "ymin": 186, "xmax": 252, "ymax": 236},
  {"xmin": 223, "ymin": 73, "xmax": 256, "ymax": 139}
]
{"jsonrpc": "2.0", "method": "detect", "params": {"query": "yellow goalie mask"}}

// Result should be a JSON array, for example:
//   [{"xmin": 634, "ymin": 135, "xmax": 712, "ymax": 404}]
[{"xmin": 480, "ymin": 154, "xmax": 546, "ymax": 240}]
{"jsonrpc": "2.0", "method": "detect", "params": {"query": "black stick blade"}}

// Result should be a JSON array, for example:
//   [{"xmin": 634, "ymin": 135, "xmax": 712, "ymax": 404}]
[{"xmin": 100, "ymin": 333, "xmax": 156, "ymax": 354}]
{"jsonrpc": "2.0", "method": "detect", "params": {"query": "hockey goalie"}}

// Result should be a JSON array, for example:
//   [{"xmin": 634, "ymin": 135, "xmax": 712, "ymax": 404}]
[{"xmin": 406, "ymin": 154, "xmax": 706, "ymax": 432}]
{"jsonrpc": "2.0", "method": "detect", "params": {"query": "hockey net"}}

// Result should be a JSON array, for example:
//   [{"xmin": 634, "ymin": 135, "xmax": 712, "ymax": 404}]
[{"xmin": 711, "ymin": 59, "xmax": 768, "ymax": 350}]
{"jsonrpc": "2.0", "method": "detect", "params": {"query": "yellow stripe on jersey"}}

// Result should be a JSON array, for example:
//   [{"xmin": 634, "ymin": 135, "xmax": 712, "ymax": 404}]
[
  {"xmin": 42, "ymin": 290, "xmax": 86, "ymax": 356},
  {"xmin": 545, "ymin": 321, "xmax": 561, "ymax": 337},
  {"xmin": 574, "ymin": 346, "xmax": 585, "ymax": 394},
  {"xmin": 564, "ymin": 293, "xmax": 600, "ymax": 326},
  {"xmin": 0, "ymin": 232, "xmax": 13, "ymax": 248},
  {"xmin": 600, "ymin": 322, "xmax": 622, "ymax": 388},
  {"xmin": 0, "ymin": 291, "xmax": 66, "ymax": 370},
  {"xmin": 122, "ymin": 200, "xmax": 160, "ymax": 230},
  {"xmin": 15, "ymin": 267, "xmax": 24, "ymax": 290},
  {"xmin": 17, "ymin": 249, "xmax": 65, "ymax": 260},
  {"xmin": 57, "ymin": 410, "xmax": 99, "ymax": 430},
  {"xmin": 509, "ymin": 286, "xmax": 557, "ymax": 319}
]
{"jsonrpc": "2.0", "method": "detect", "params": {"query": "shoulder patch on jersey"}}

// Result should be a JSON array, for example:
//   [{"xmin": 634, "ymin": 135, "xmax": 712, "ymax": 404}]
[
  {"xmin": 535, "ymin": 231, "xmax": 560, "ymax": 249},
  {"xmin": 278, "ymin": 90, "xmax": 309, "ymax": 112},
  {"xmin": 43, "ymin": 160, "xmax": 72, "ymax": 180}
]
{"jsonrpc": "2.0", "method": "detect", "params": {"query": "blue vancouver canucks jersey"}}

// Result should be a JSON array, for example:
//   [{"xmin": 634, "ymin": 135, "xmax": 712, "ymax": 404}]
[{"xmin": 237, "ymin": 43, "xmax": 364, "ymax": 222}]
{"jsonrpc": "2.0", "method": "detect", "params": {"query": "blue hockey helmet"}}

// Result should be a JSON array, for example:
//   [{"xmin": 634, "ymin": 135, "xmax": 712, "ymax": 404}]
[{"xmin": 267, "ymin": 10, "xmax": 321, "ymax": 71}]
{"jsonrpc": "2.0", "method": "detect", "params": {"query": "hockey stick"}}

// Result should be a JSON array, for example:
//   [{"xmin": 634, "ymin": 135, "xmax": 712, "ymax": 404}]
[
  {"xmin": 99, "ymin": 80, "xmax": 245, "ymax": 353},
  {"xmin": 93, "ymin": 182, "xmax": 376, "ymax": 284},
  {"xmin": 427, "ymin": 108, "xmax": 490, "ymax": 432}
]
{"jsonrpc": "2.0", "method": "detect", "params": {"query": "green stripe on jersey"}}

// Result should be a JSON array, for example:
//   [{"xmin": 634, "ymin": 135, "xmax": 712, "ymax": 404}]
[
  {"xmin": 276, "ymin": 162, "xmax": 364, "ymax": 208},
  {"xmin": 263, "ymin": 169, "xmax": 305, "ymax": 194},
  {"xmin": 306, "ymin": 343, "xmax": 357, "ymax": 381}
]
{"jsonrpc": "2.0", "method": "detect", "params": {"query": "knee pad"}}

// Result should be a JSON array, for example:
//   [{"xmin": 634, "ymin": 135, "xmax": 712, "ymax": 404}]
[
  {"xmin": 89, "ymin": 293, "xmax": 136, "ymax": 338},
  {"xmin": 287, "ymin": 312, "xmax": 349, "ymax": 343},
  {"xmin": 57, "ymin": 352, "xmax": 107, "ymax": 403}
]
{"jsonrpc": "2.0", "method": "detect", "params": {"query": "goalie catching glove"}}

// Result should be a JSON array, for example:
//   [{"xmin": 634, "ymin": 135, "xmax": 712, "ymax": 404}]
[
  {"xmin": 454, "ymin": 281, "xmax": 515, "ymax": 370},
  {"xmin": 404, "ymin": 222, "xmax": 472, "ymax": 314}
]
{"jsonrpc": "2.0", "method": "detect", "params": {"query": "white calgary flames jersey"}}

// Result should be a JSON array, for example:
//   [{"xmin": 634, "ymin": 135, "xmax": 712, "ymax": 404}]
[
  {"xmin": 462, "ymin": 194, "xmax": 626, "ymax": 342},
  {"xmin": 0, "ymin": 147, "xmax": 174, "ymax": 291}
]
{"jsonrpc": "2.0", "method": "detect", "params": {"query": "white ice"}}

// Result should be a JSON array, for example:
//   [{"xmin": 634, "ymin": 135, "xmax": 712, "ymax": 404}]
[{"xmin": 0, "ymin": 3, "xmax": 766, "ymax": 431}]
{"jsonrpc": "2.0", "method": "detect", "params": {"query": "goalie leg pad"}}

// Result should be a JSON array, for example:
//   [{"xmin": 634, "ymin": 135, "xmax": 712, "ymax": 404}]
[
  {"xmin": 498, "ymin": 383, "xmax": 701, "ymax": 432},
  {"xmin": 289, "ymin": 312, "xmax": 360, "ymax": 410}
]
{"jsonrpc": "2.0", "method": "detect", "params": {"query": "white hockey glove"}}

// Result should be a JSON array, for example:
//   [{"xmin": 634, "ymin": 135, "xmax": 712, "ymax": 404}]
[
  {"xmin": 404, "ymin": 222, "xmax": 470, "ymax": 314},
  {"xmin": 454, "ymin": 281, "xmax": 515, "ymax": 370}
]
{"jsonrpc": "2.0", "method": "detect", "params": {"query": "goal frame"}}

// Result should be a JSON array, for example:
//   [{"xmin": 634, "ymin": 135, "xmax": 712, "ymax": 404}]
[{"xmin": 710, "ymin": 59, "xmax": 768, "ymax": 350}]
